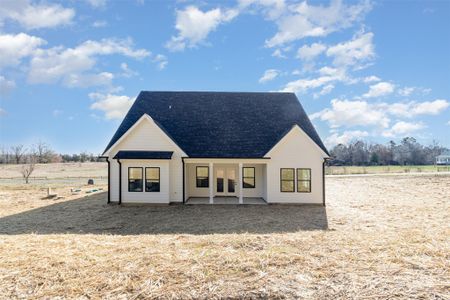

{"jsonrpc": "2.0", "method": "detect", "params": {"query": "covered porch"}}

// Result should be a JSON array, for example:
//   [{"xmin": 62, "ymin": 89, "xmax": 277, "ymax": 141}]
[{"xmin": 183, "ymin": 158, "xmax": 269, "ymax": 204}]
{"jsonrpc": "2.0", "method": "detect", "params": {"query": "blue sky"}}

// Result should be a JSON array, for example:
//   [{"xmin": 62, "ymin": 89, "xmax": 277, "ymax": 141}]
[{"xmin": 0, "ymin": 0, "xmax": 449, "ymax": 154}]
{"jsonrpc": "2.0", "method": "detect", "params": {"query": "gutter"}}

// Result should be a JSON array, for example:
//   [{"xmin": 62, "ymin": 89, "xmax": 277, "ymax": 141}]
[
  {"xmin": 182, "ymin": 157, "xmax": 186, "ymax": 204},
  {"xmin": 322, "ymin": 158, "xmax": 330, "ymax": 207}
]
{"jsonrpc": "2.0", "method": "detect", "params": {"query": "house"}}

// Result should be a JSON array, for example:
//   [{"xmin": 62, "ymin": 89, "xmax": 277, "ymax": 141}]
[
  {"xmin": 101, "ymin": 91, "xmax": 330, "ymax": 205},
  {"xmin": 436, "ymin": 150, "xmax": 450, "ymax": 165}
]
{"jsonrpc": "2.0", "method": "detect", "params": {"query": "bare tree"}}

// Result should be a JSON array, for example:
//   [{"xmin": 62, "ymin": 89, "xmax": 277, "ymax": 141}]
[
  {"xmin": 20, "ymin": 151, "xmax": 37, "ymax": 184},
  {"xmin": 11, "ymin": 145, "xmax": 25, "ymax": 164},
  {"xmin": 34, "ymin": 140, "xmax": 55, "ymax": 163}
]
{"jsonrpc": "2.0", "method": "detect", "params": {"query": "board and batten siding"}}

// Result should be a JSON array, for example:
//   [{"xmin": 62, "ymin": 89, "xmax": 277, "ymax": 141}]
[
  {"xmin": 106, "ymin": 115, "xmax": 185, "ymax": 203},
  {"xmin": 265, "ymin": 125, "xmax": 327, "ymax": 204}
]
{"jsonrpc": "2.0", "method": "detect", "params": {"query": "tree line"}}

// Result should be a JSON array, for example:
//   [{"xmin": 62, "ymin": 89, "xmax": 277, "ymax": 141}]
[
  {"xmin": 0, "ymin": 142, "xmax": 103, "ymax": 165},
  {"xmin": 329, "ymin": 137, "xmax": 448, "ymax": 166}
]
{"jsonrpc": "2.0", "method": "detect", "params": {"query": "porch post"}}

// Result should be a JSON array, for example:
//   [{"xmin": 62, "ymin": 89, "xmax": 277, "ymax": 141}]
[
  {"xmin": 209, "ymin": 162, "xmax": 214, "ymax": 204},
  {"xmin": 238, "ymin": 162, "xmax": 243, "ymax": 204}
]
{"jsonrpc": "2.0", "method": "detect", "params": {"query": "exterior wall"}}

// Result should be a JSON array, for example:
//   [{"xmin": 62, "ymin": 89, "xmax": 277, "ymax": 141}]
[
  {"xmin": 106, "ymin": 116, "xmax": 185, "ymax": 203},
  {"xmin": 186, "ymin": 163, "xmax": 265, "ymax": 198},
  {"xmin": 120, "ymin": 159, "xmax": 170, "ymax": 203},
  {"xmin": 265, "ymin": 126, "xmax": 327, "ymax": 204}
]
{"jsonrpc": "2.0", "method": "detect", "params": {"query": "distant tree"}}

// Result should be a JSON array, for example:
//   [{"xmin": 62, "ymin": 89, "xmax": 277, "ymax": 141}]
[
  {"xmin": 11, "ymin": 145, "xmax": 25, "ymax": 164},
  {"xmin": 370, "ymin": 152, "xmax": 379, "ymax": 165}
]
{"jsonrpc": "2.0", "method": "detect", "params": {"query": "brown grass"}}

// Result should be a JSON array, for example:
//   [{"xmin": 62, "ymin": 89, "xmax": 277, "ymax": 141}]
[{"xmin": 0, "ymin": 164, "xmax": 449, "ymax": 299}]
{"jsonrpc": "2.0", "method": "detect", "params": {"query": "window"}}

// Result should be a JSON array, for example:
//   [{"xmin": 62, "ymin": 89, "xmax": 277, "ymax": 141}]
[
  {"xmin": 243, "ymin": 167, "xmax": 255, "ymax": 188},
  {"xmin": 196, "ymin": 166, "xmax": 209, "ymax": 188},
  {"xmin": 297, "ymin": 168, "xmax": 311, "ymax": 193},
  {"xmin": 280, "ymin": 168, "xmax": 295, "ymax": 192},
  {"xmin": 128, "ymin": 167, "xmax": 143, "ymax": 192},
  {"xmin": 145, "ymin": 167, "xmax": 160, "ymax": 192}
]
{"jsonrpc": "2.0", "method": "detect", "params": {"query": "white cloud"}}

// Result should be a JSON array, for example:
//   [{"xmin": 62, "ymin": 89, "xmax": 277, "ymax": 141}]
[
  {"xmin": 363, "ymin": 81, "xmax": 395, "ymax": 98},
  {"xmin": 92, "ymin": 20, "xmax": 108, "ymax": 28},
  {"xmin": 409, "ymin": 99, "xmax": 449, "ymax": 116},
  {"xmin": 447, "ymin": 120, "xmax": 450, "ymax": 126},
  {"xmin": 0, "ymin": 33, "xmax": 46, "ymax": 68},
  {"xmin": 0, "ymin": 0, "xmax": 75, "ymax": 29},
  {"xmin": 89, "ymin": 93, "xmax": 135, "ymax": 119},
  {"xmin": 398, "ymin": 86, "xmax": 414, "ymax": 97},
  {"xmin": 259, "ymin": 69, "xmax": 280, "ymax": 83},
  {"xmin": 297, "ymin": 42, "xmax": 326, "ymax": 61},
  {"xmin": 152, "ymin": 54, "xmax": 168, "ymax": 70},
  {"xmin": 280, "ymin": 67, "xmax": 347, "ymax": 93},
  {"xmin": 313, "ymin": 84, "xmax": 334, "ymax": 99},
  {"xmin": 311, "ymin": 99, "xmax": 390, "ymax": 129},
  {"xmin": 265, "ymin": 0, "xmax": 371, "ymax": 47},
  {"xmin": 272, "ymin": 48, "xmax": 286, "ymax": 58},
  {"xmin": 363, "ymin": 75, "xmax": 380, "ymax": 83},
  {"xmin": 85, "ymin": 0, "xmax": 107, "ymax": 8},
  {"xmin": 325, "ymin": 130, "xmax": 369, "ymax": 146},
  {"xmin": 28, "ymin": 38, "xmax": 150, "ymax": 87},
  {"xmin": 120, "ymin": 63, "xmax": 138, "ymax": 78},
  {"xmin": 0, "ymin": 108, "xmax": 6, "ymax": 117},
  {"xmin": 382, "ymin": 121, "xmax": 425, "ymax": 138},
  {"xmin": 326, "ymin": 31, "xmax": 375, "ymax": 69},
  {"xmin": 166, "ymin": 6, "xmax": 238, "ymax": 51},
  {"xmin": 0, "ymin": 76, "xmax": 16, "ymax": 95}
]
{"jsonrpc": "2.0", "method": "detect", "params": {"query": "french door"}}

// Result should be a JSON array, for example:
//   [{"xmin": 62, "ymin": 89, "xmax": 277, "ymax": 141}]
[{"xmin": 216, "ymin": 167, "xmax": 237, "ymax": 196}]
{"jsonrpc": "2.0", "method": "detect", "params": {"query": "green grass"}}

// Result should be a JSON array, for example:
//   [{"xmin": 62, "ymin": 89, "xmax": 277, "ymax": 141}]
[{"xmin": 326, "ymin": 165, "xmax": 450, "ymax": 175}]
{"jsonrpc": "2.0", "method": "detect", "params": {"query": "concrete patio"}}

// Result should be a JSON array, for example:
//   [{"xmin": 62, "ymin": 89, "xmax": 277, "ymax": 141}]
[{"xmin": 186, "ymin": 197, "xmax": 267, "ymax": 205}]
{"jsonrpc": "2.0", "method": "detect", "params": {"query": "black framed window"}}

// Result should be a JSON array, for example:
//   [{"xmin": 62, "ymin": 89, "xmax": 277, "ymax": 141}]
[
  {"xmin": 196, "ymin": 166, "xmax": 209, "ymax": 188},
  {"xmin": 243, "ymin": 167, "xmax": 255, "ymax": 188},
  {"xmin": 280, "ymin": 168, "xmax": 295, "ymax": 192},
  {"xmin": 128, "ymin": 167, "xmax": 143, "ymax": 192},
  {"xmin": 145, "ymin": 167, "xmax": 160, "ymax": 192},
  {"xmin": 297, "ymin": 168, "xmax": 311, "ymax": 193}
]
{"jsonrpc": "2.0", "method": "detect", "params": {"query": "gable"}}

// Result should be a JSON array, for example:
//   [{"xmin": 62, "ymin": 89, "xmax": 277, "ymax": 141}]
[
  {"xmin": 103, "ymin": 91, "xmax": 329, "ymax": 158},
  {"xmin": 265, "ymin": 125, "xmax": 330, "ymax": 159},
  {"xmin": 104, "ymin": 114, "xmax": 186, "ymax": 157}
]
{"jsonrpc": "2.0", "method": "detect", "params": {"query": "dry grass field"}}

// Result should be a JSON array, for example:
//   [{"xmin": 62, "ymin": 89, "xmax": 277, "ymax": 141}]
[{"xmin": 0, "ymin": 163, "xmax": 449, "ymax": 299}]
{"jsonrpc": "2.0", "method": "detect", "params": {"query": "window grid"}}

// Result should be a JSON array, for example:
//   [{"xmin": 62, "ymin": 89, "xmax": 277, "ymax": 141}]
[
  {"xmin": 280, "ymin": 168, "xmax": 295, "ymax": 192},
  {"xmin": 297, "ymin": 168, "xmax": 311, "ymax": 193},
  {"xmin": 128, "ymin": 167, "xmax": 143, "ymax": 192},
  {"xmin": 242, "ymin": 167, "xmax": 255, "ymax": 189},
  {"xmin": 145, "ymin": 167, "xmax": 160, "ymax": 192},
  {"xmin": 196, "ymin": 166, "xmax": 209, "ymax": 188}
]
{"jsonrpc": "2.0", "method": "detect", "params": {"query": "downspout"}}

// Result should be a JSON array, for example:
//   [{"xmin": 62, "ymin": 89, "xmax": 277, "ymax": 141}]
[
  {"xmin": 106, "ymin": 157, "xmax": 110, "ymax": 204},
  {"xmin": 118, "ymin": 159, "xmax": 122, "ymax": 205},
  {"xmin": 182, "ymin": 157, "xmax": 185, "ymax": 204},
  {"xmin": 322, "ymin": 159, "xmax": 327, "ymax": 207}
]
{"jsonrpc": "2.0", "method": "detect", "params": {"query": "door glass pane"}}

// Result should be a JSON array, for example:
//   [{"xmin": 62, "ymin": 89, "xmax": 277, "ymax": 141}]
[{"xmin": 217, "ymin": 169, "xmax": 224, "ymax": 193}]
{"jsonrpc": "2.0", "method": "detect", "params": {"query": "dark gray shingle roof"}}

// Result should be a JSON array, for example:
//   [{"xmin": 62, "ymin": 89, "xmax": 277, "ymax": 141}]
[
  {"xmin": 113, "ymin": 151, "xmax": 173, "ymax": 160},
  {"xmin": 104, "ymin": 91, "xmax": 329, "ymax": 158}
]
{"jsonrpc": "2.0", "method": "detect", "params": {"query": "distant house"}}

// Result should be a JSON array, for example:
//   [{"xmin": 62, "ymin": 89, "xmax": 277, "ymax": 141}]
[
  {"xmin": 101, "ymin": 91, "xmax": 330, "ymax": 205},
  {"xmin": 436, "ymin": 151, "xmax": 450, "ymax": 165}
]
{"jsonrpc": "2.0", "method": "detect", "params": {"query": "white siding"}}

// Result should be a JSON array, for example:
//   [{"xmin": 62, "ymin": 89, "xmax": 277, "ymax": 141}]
[
  {"xmin": 121, "ymin": 160, "xmax": 170, "ymax": 204},
  {"xmin": 106, "ymin": 115, "xmax": 185, "ymax": 203},
  {"xmin": 265, "ymin": 125, "xmax": 326, "ymax": 204}
]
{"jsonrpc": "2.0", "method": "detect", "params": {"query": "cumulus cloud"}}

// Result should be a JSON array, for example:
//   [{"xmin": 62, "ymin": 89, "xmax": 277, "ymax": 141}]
[
  {"xmin": 0, "ymin": 33, "xmax": 46, "ymax": 68},
  {"xmin": 363, "ymin": 81, "xmax": 395, "ymax": 98},
  {"xmin": 85, "ymin": 0, "xmax": 107, "ymax": 8},
  {"xmin": 152, "ymin": 54, "xmax": 168, "ymax": 70},
  {"xmin": 0, "ymin": 0, "xmax": 75, "ymax": 29},
  {"xmin": 0, "ymin": 76, "xmax": 16, "ymax": 95},
  {"xmin": 166, "ymin": 6, "xmax": 238, "ymax": 51},
  {"xmin": 363, "ymin": 75, "xmax": 380, "ymax": 83},
  {"xmin": 312, "ymin": 98, "xmax": 449, "ymax": 133},
  {"xmin": 265, "ymin": 0, "xmax": 371, "ymax": 47},
  {"xmin": 280, "ymin": 67, "xmax": 347, "ymax": 93},
  {"xmin": 326, "ymin": 31, "xmax": 375, "ymax": 69},
  {"xmin": 382, "ymin": 121, "xmax": 425, "ymax": 138},
  {"xmin": 313, "ymin": 84, "xmax": 334, "ymax": 99},
  {"xmin": 311, "ymin": 99, "xmax": 390, "ymax": 129},
  {"xmin": 92, "ymin": 20, "xmax": 108, "ymax": 28},
  {"xmin": 89, "ymin": 93, "xmax": 135, "ymax": 119},
  {"xmin": 297, "ymin": 42, "xmax": 326, "ymax": 61},
  {"xmin": 325, "ymin": 130, "xmax": 369, "ymax": 146},
  {"xmin": 259, "ymin": 69, "xmax": 280, "ymax": 83},
  {"xmin": 28, "ymin": 38, "xmax": 150, "ymax": 87}
]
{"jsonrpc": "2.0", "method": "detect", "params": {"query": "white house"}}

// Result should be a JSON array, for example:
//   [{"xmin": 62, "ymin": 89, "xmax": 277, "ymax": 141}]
[
  {"xmin": 436, "ymin": 151, "xmax": 450, "ymax": 165},
  {"xmin": 101, "ymin": 91, "xmax": 330, "ymax": 205}
]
